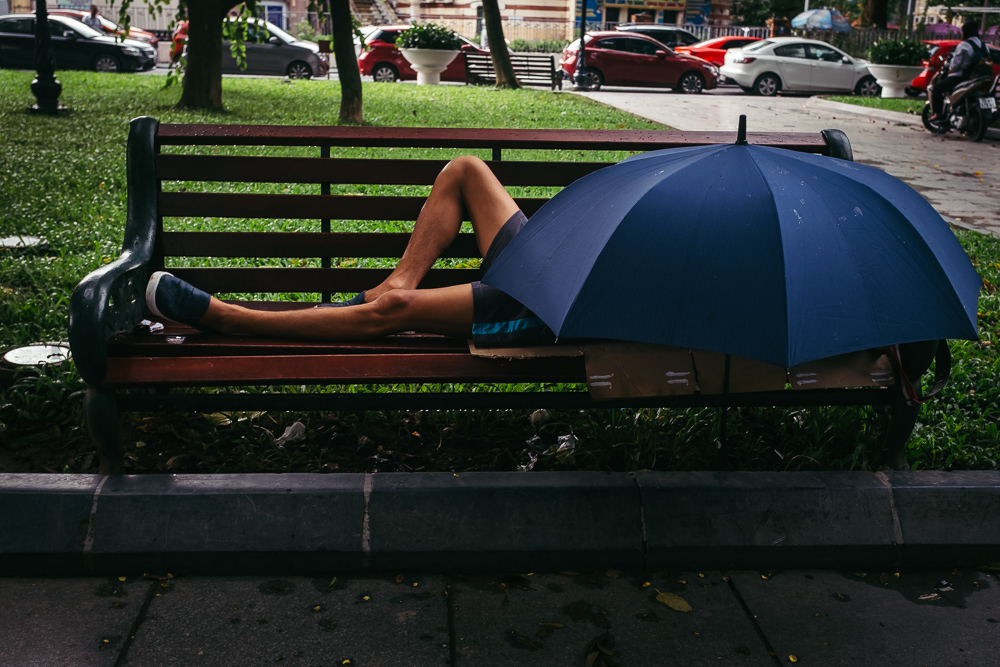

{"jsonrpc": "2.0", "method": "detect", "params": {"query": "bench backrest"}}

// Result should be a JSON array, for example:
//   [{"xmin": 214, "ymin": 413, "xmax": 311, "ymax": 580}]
[
  {"xmin": 142, "ymin": 120, "xmax": 851, "ymax": 305},
  {"xmin": 463, "ymin": 52, "xmax": 561, "ymax": 89}
]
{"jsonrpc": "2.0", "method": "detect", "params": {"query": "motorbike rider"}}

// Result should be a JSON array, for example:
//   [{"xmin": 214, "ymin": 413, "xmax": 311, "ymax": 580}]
[{"xmin": 929, "ymin": 21, "xmax": 992, "ymax": 120}]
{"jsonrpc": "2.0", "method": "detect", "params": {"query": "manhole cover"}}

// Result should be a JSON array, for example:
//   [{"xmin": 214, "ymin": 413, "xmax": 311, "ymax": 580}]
[
  {"xmin": 0, "ymin": 235, "xmax": 48, "ymax": 252},
  {"xmin": 3, "ymin": 344, "xmax": 71, "ymax": 366},
  {"xmin": 1, "ymin": 343, "xmax": 72, "ymax": 385}
]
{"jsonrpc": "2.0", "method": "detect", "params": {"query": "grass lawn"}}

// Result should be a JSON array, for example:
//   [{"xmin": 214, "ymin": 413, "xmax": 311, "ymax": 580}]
[
  {"xmin": 826, "ymin": 94, "xmax": 1000, "ymax": 128},
  {"xmin": 1, "ymin": 71, "xmax": 998, "ymax": 475}
]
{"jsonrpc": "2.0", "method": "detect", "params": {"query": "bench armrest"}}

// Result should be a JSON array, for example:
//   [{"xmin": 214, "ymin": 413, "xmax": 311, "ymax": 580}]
[{"xmin": 68, "ymin": 116, "xmax": 160, "ymax": 386}]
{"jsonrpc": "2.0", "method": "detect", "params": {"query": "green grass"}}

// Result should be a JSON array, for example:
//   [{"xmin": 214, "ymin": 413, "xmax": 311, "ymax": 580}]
[
  {"xmin": 1, "ymin": 70, "xmax": 998, "ymax": 474},
  {"xmin": 826, "ymin": 94, "xmax": 1000, "ymax": 129},
  {"xmin": 826, "ymin": 95, "xmax": 926, "ymax": 115}
]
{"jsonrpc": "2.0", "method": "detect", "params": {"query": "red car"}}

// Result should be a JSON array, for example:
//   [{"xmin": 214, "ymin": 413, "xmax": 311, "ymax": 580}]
[
  {"xmin": 49, "ymin": 9, "xmax": 158, "ymax": 50},
  {"xmin": 358, "ymin": 25, "xmax": 487, "ymax": 82},
  {"xmin": 674, "ymin": 35, "xmax": 761, "ymax": 67},
  {"xmin": 907, "ymin": 39, "xmax": 1000, "ymax": 97},
  {"xmin": 559, "ymin": 31, "xmax": 719, "ymax": 93}
]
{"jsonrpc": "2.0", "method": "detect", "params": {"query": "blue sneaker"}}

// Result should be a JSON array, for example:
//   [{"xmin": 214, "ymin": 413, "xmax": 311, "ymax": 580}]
[
  {"xmin": 315, "ymin": 291, "xmax": 367, "ymax": 308},
  {"xmin": 146, "ymin": 271, "xmax": 212, "ymax": 330}
]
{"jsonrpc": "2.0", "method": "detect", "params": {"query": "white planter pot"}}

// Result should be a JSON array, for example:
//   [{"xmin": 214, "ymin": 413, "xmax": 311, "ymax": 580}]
[
  {"xmin": 399, "ymin": 48, "xmax": 459, "ymax": 85},
  {"xmin": 867, "ymin": 64, "xmax": 924, "ymax": 98}
]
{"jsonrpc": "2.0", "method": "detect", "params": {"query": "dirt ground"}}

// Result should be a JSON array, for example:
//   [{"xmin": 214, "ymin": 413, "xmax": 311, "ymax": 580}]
[{"xmin": 0, "ymin": 407, "xmax": 591, "ymax": 475}]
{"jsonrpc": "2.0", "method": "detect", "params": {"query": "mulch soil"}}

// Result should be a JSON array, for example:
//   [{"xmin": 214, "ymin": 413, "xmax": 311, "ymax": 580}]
[{"xmin": 0, "ymin": 408, "xmax": 585, "ymax": 475}]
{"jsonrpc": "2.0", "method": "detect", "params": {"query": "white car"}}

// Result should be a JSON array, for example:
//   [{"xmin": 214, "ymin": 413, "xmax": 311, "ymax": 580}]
[{"xmin": 720, "ymin": 37, "xmax": 880, "ymax": 97}]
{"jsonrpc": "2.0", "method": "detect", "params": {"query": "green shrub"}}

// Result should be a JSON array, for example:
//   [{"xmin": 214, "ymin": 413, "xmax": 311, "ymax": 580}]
[
  {"xmin": 396, "ymin": 23, "xmax": 464, "ymax": 50},
  {"xmin": 509, "ymin": 38, "xmax": 571, "ymax": 53},
  {"xmin": 865, "ymin": 39, "xmax": 929, "ymax": 66},
  {"xmin": 293, "ymin": 18, "xmax": 319, "ymax": 42}
]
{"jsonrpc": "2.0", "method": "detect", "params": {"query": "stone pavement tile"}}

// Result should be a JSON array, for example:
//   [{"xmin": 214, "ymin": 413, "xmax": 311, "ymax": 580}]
[
  {"xmin": 449, "ymin": 571, "xmax": 773, "ymax": 666},
  {"xmin": 0, "ymin": 576, "xmax": 149, "ymax": 667},
  {"xmin": 122, "ymin": 574, "xmax": 450, "ymax": 666},
  {"xmin": 730, "ymin": 568, "xmax": 1000, "ymax": 666}
]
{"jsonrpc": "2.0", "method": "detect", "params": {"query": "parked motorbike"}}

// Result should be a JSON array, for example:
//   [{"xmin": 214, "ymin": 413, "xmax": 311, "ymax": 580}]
[{"xmin": 922, "ymin": 66, "xmax": 1000, "ymax": 142}]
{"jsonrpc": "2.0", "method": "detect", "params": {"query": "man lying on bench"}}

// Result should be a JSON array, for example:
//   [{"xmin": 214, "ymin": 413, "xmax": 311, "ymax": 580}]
[{"xmin": 147, "ymin": 156, "xmax": 555, "ymax": 349}]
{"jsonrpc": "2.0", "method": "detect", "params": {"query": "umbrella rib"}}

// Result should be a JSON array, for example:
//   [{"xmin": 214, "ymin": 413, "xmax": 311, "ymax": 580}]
[{"xmin": 743, "ymin": 149, "xmax": 792, "ymax": 364}]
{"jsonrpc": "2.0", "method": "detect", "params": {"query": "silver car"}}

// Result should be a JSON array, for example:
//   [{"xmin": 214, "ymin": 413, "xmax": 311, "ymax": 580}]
[
  {"xmin": 720, "ymin": 37, "xmax": 879, "ymax": 97},
  {"xmin": 220, "ymin": 18, "xmax": 327, "ymax": 79}
]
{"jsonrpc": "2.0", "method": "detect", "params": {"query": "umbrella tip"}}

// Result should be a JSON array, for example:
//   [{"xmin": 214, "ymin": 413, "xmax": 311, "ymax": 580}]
[{"xmin": 736, "ymin": 115, "xmax": 748, "ymax": 146}]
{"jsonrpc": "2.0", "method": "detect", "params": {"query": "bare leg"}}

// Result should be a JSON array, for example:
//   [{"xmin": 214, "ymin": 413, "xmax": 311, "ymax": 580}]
[
  {"xmin": 364, "ymin": 155, "xmax": 519, "ymax": 301},
  {"xmin": 149, "ymin": 156, "xmax": 513, "ymax": 341},
  {"xmin": 201, "ymin": 284, "xmax": 474, "ymax": 340}
]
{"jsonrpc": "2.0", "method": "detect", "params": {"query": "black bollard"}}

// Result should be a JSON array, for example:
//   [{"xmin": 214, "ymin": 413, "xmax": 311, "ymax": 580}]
[{"xmin": 29, "ymin": 2, "xmax": 66, "ymax": 114}]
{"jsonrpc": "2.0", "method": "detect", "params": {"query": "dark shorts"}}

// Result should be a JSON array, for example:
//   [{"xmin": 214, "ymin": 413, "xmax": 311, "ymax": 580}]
[{"xmin": 471, "ymin": 211, "xmax": 556, "ymax": 348}]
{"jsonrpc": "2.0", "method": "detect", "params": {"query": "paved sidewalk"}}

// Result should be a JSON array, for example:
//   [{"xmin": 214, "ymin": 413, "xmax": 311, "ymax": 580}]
[
  {"xmin": 574, "ymin": 89, "xmax": 1000, "ymax": 236},
  {"xmin": 3, "ymin": 567, "xmax": 998, "ymax": 666}
]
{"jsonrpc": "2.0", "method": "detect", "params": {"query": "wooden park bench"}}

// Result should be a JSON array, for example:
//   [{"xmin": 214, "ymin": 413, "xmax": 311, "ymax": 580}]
[
  {"xmin": 464, "ymin": 51, "xmax": 563, "ymax": 90},
  {"xmin": 68, "ymin": 118, "xmax": 948, "ymax": 474}
]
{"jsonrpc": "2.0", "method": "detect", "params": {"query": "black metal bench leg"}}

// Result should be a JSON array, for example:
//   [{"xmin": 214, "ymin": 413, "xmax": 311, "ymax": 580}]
[
  {"xmin": 882, "ymin": 340, "xmax": 940, "ymax": 470},
  {"xmin": 86, "ymin": 386, "xmax": 125, "ymax": 475},
  {"xmin": 884, "ymin": 390, "xmax": 919, "ymax": 471},
  {"xmin": 712, "ymin": 406, "xmax": 731, "ymax": 470}
]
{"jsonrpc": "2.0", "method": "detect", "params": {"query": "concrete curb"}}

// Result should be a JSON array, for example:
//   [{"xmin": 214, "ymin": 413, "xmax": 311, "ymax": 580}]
[
  {"xmin": 3, "ymin": 471, "xmax": 999, "ymax": 574},
  {"xmin": 806, "ymin": 96, "xmax": 1000, "ymax": 140}
]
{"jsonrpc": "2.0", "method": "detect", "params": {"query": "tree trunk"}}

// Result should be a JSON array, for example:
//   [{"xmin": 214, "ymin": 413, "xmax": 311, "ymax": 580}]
[
  {"xmin": 330, "ymin": 0, "xmax": 362, "ymax": 122},
  {"xmin": 177, "ymin": 0, "xmax": 231, "ymax": 110},
  {"xmin": 867, "ymin": 0, "xmax": 888, "ymax": 29},
  {"xmin": 482, "ymin": 0, "xmax": 520, "ymax": 89}
]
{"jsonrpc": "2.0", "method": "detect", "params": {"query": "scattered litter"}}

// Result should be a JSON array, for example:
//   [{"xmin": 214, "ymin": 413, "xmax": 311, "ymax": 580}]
[
  {"xmin": 918, "ymin": 593, "xmax": 941, "ymax": 601},
  {"xmin": 516, "ymin": 450, "xmax": 538, "ymax": 472},
  {"xmin": 275, "ymin": 421, "xmax": 307, "ymax": 447}
]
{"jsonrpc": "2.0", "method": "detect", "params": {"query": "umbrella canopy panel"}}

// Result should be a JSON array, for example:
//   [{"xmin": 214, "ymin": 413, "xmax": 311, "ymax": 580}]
[{"xmin": 482, "ymin": 144, "xmax": 980, "ymax": 368}]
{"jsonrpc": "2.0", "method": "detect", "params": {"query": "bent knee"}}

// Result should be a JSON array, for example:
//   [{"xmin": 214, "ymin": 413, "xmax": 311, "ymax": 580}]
[{"xmin": 440, "ymin": 155, "xmax": 490, "ymax": 183}]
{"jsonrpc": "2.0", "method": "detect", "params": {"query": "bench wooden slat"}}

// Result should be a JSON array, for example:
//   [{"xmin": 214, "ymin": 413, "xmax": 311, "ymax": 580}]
[
  {"xmin": 464, "ymin": 52, "xmax": 561, "ymax": 89},
  {"xmin": 160, "ymin": 231, "xmax": 482, "ymax": 259},
  {"xmin": 156, "ymin": 124, "xmax": 833, "ymax": 153},
  {"xmin": 168, "ymin": 267, "xmax": 481, "ymax": 293},
  {"xmin": 102, "ymin": 353, "xmax": 587, "ymax": 386},
  {"xmin": 159, "ymin": 192, "xmax": 551, "ymax": 219},
  {"xmin": 156, "ymin": 155, "xmax": 609, "ymax": 186},
  {"xmin": 109, "ymin": 331, "xmax": 473, "ymax": 356}
]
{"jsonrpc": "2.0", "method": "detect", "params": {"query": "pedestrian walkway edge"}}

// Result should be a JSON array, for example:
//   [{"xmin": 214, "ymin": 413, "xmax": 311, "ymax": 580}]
[
  {"xmin": 1, "ymin": 471, "xmax": 997, "ymax": 575},
  {"xmin": 806, "ymin": 96, "xmax": 1000, "ymax": 140}
]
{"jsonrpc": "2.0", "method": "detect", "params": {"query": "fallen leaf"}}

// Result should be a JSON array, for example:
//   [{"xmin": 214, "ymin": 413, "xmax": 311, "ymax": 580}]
[
  {"xmin": 789, "ymin": 655, "xmax": 799, "ymax": 663},
  {"xmin": 655, "ymin": 590, "xmax": 692, "ymax": 612},
  {"xmin": 395, "ymin": 574, "xmax": 404, "ymax": 583}
]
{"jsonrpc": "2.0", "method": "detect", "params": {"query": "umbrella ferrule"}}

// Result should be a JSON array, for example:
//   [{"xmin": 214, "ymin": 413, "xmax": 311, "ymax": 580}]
[{"xmin": 736, "ymin": 115, "xmax": 748, "ymax": 146}]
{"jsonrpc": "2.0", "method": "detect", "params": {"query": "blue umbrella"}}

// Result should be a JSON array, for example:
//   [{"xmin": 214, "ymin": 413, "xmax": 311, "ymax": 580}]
[
  {"xmin": 481, "ymin": 123, "xmax": 980, "ymax": 368},
  {"xmin": 791, "ymin": 8, "xmax": 852, "ymax": 33}
]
